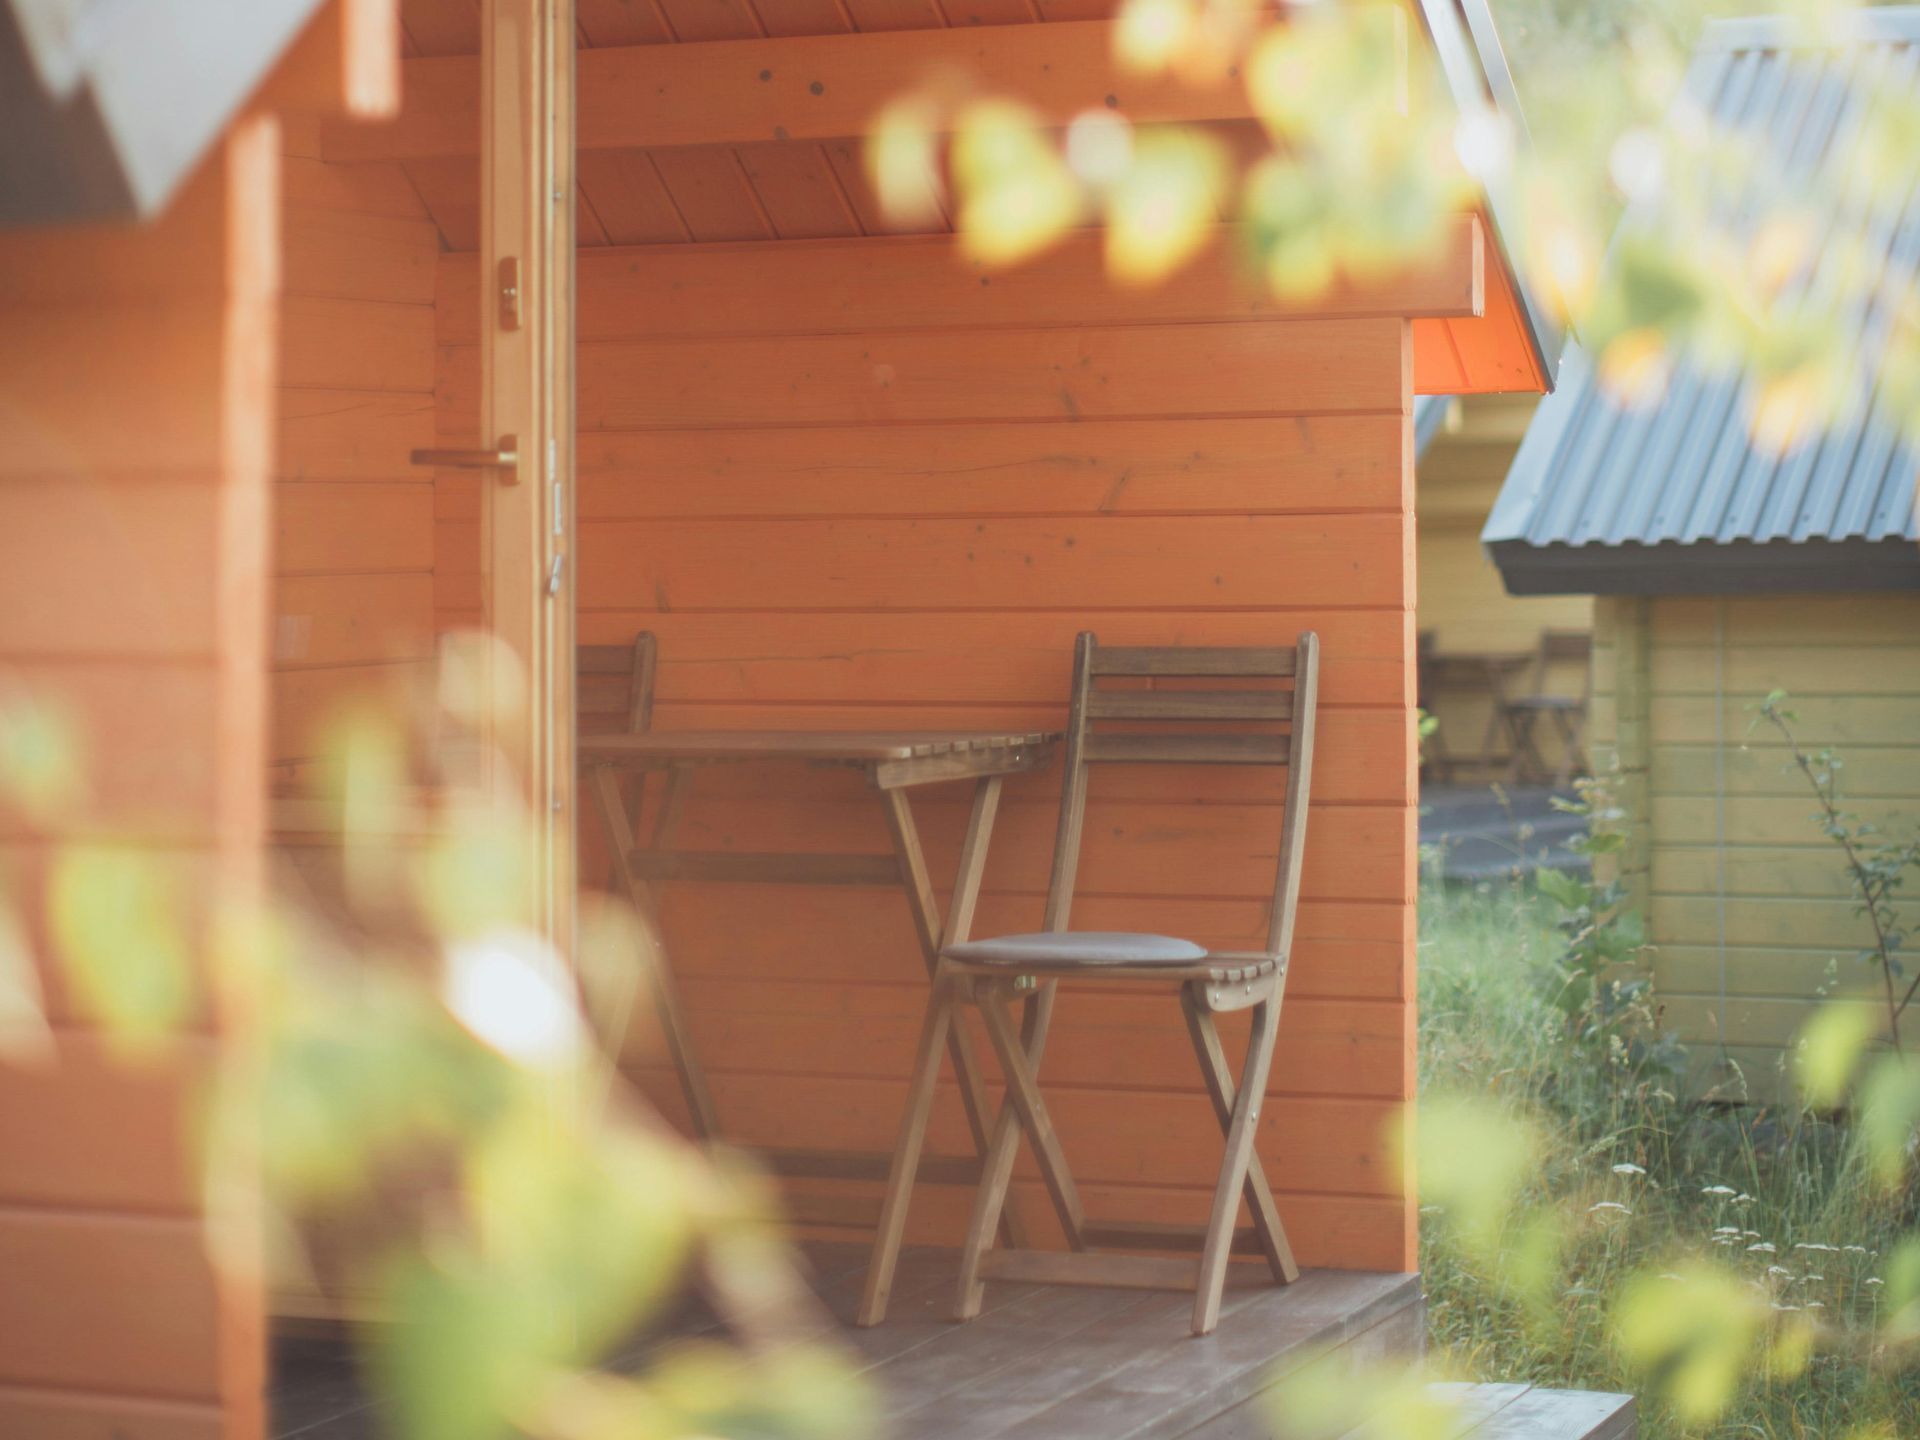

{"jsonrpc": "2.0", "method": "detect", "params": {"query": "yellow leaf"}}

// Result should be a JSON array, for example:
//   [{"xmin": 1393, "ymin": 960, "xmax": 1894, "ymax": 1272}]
[
  {"xmin": 1104, "ymin": 127, "xmax": 1227, "ymax": 284},
  {"xmin": 866, "ymin": 95, "xmax": 946, "ymax": 229},
  {"xmin": 1746, "ymin": 366, "xmax": 1826, "ymax": 457},
  {"xmin": 1597, "ymin": 328, "xmax": 1673, "ymax": 409},
  {"xmin": 1113, "ymin": 0, "xmax": 1197, "ymax": 74},
  {"xmin": 952, "ymin": 101, "xmax": 1082, "ymax": 267}
]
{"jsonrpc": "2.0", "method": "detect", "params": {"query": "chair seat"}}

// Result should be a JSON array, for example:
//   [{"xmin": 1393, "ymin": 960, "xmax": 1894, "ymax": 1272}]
[{"xmin": 944, "ymin": 931, "xmax": 1208, "ymax": 968}]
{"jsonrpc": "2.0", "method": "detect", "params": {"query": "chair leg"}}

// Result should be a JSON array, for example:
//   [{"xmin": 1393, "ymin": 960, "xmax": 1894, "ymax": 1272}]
[
  {"xmin": 1180, "ymin": 984, "xmax": 1298, "ymax": 1286},
  {"xmin": 954, "ymin": 980, "xmax": 1088, "ymax": 1320},
  {"xmin": 858, "ymin": 978, "xmax": 955, "ymax": 1327},
  {"xmin": 977, "ymin": 981, "xmax": 1086, "ymax": 1245},
  {"xmin": 1192, "ymin": 980, "xmax": 1282, "ymax": 1336},
  {"xmin": 1552, "ymin": 709, "xmax": 1587, "ymax": 784},
  {"xmin": 955, "ymin": 981, "xmax": 1060, "ymax": 1319}
]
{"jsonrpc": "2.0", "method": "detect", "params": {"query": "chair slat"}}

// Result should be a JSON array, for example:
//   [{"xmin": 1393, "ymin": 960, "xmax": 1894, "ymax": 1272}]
[
  {"xmin": 1083, "ymin": 733, "xmax": 1290, "ymax": 766},
  {"xmin": 577, "ymin": 644, "xmax": 637, "ymax": 675},
  {"xmin": 1086, "ymin": 689, "xmax": 1293, "ymax": 723},
  {"xmin": 577, "ymin": 672, "xmax": 632, "ymax": 716},
  {"xmin": 1090, "ymin": 646, "xmax": 1299, "ymax": 678}
]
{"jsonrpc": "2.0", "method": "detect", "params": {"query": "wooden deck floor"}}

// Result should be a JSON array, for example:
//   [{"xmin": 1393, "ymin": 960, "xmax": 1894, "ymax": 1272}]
[{"xmin": 271, "ymin": 1245, "xmax": 1423, "ymax": 1440}]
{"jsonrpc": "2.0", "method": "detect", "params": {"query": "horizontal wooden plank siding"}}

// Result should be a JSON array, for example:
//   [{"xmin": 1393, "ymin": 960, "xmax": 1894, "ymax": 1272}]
[
  {"xmin": 1592, "ymin": 593, "xmax": 1920, "ymax": 1100},
  {"xmin": 0, "ymin": 124, "xmax": 276, "ymax": 1434},
  {"xmin": 438, "ymin": 230, "xmax": 1419, "ymax": 1268},
  {"xmin": 274, "ymin": 145, "xmax": 439, "ymax": 775},
  {"xmin": 436, "ymin": 220, "xmax": 1485, "ymax": 341}
]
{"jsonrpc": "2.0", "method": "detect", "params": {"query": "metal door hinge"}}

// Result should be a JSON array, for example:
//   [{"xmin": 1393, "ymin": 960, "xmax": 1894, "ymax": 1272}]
[{"xmin": 546, "ymin": 554, "xmax": 564, "ymax": 597}]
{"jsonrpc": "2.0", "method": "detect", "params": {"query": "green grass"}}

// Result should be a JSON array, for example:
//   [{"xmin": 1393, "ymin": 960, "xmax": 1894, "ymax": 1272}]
[{"xmin": 1417, "ymin": 877, "xmax": 1920, "ymax": 1438}]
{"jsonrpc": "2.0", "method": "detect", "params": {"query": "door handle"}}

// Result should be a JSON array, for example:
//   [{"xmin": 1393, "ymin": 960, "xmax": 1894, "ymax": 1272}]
[{"xmin": 411, "ymin": 434, "xmax": 519, "ymax": 481}]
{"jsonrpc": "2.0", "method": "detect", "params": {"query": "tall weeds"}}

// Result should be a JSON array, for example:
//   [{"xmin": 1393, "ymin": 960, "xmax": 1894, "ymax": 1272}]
[{"xmin": 1418, "ymin": 879, "xmax": 1920, "ymax": 1436}]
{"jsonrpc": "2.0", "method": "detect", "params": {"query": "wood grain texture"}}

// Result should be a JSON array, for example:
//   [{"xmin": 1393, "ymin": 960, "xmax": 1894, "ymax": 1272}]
[
  {"xmin": 441, "ymin": 319, "xmax": 1408, "ymax": 428},
  {"xmin": 436, "ymin": 219, "xmax": 1485, "ymax": 342},
  {"xmin": 274, "ymin": 154, "xmax": 440, "ymax": 769},
  {"xmin": 330, "ymin": 20, "xmax": 1271, "ymax": 161}
]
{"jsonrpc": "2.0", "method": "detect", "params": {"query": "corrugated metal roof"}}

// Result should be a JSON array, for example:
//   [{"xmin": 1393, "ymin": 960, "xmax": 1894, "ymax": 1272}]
[{"xmin": 1484, "ymin": 9, "xmax": 1920, "ymax": 594}]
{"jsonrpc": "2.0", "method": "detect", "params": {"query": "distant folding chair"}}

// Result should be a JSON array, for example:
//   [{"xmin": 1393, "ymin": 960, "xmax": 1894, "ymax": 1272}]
[
  {"xmin": 1495, "ymin": 629, "xmax": 1592, "ymax": 785},
  {"xmin": 859, "ymin": 632, "xmax": 1318, "ymax": 1336}
]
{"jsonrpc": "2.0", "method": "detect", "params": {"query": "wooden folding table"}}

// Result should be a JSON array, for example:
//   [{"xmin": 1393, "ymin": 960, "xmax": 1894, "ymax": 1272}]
[{"xmin": 579, "ymin": 729, "xmax": 1058, "ymax": 1231}]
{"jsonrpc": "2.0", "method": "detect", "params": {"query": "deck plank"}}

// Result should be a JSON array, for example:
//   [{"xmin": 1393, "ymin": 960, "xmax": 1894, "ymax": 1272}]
[
  {"xmin": 1467, "ymin": 1387, "xmax": 1635, "ymax": 1440},
  {"xmin": 270, "ymin": 1249, "xmax": 1429, "ymax": 1440}
]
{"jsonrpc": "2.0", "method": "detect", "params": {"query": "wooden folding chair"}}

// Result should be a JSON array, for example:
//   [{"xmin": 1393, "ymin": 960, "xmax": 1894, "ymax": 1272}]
[
  {"xmin": 1496, "ymin": 629, "xmax": 1592, "ymax": 785},
  {"xmin": 578, "ymin": 633, "xmax": 720, "ymax": 1139},
  {"xmin": 859, "ymin": 632, "xmax": 1318, "ymax": 1336}
]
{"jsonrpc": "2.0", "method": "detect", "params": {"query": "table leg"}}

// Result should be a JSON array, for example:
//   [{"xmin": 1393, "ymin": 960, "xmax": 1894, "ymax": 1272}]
[
  {"xmin": 590, "ymin": 761, "xmax": 719, "ymax": 1139},
  {"xmin": 878, "ymin": 780, "xmax": 1028, "ymax": 1248}
]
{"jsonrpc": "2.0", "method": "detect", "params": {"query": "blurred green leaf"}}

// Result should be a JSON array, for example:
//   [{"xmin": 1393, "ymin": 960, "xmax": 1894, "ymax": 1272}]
[
  {"xmin": 1612, "ymin": 1263, "xmax": 1765, "ymax": 1426},
  {"xmin": 1792, "ymin": 1002, "xmax": 1877, "ymax": 1111},
  {"xmin": 0, "ymin": 688, "xmax": 86, "ymax": 825},
  {"xmin": 1857, "ymin": 1054, "xmax": 1920, "ymax": 1187},
  {"xmin": 49, "ymin": 844, "xmax": 192, "ymax": 1055},
  {"xmin": 1534, "ymin": 867, "xmax": 1591, "ymax": 913},
  {"xmin": 1403, "ymin": 1092, "xmax": 1540, "ymax": 1260}
]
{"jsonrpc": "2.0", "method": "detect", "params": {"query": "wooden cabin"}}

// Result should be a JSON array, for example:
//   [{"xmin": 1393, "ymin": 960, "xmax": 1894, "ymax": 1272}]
[
  {"xmin": 1487, "ymin": 13, "xmax": 1920, "ymax": 1101},
  {"xmin": 0, "ymin": 0, "xmax": 1557, "ymax": 1433}
]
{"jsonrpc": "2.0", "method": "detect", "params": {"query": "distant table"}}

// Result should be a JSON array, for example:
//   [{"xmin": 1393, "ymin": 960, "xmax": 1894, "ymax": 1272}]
[
  {"xmin": 1417, "ymin": 651, "xmax": 1531, "ymax": 780},
  {"xmin": 578, "ymin": 729, "xmax": 1058, "ymax": 1235}
]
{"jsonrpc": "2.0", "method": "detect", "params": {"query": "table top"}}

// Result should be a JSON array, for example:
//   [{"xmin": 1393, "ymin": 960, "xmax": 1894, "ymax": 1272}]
[{"xmin": 578, "ymin": 729, "xmax": 1060, "ymax": 765}]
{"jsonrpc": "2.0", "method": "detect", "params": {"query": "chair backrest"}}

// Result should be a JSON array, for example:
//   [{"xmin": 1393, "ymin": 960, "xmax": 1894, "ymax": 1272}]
[
  {"xmin": 577, "ymin": 632, "xmax": 658, "ymax": 736},
  {"xmin": 1532, "ymin": 629, "xmax": 1593, "ymax": 702},
  {"xmin": 1044, "ymin": 633, "xmax": 1320, "ymax": 962}
]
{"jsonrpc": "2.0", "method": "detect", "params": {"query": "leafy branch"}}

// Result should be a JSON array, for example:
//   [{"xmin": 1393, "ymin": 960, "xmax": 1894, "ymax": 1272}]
[{"xmin": 1756, "ymin": 691, "xmax": 1920, "ymax": 1055}]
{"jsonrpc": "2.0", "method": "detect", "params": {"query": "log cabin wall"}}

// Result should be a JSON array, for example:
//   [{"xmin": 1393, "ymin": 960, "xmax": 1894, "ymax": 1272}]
[
  {"xmin": 272, "ymin": 117, "xmax": 440, "ymax": 779},
  {"xmin": 434, "ymin": 237, "xmax": 1422, "ymax": 1271},
  {"xmin": 0, "ymin": 124, "xmax": 279, "ymax": 1440},
  {"xmin": 1593, "ymin": 592, "xmax": 1920, "ymax": 1103}
]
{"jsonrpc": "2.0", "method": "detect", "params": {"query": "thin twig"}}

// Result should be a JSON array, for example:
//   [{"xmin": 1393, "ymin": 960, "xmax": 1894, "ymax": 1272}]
[{"xmin": 1761, "ymin": 706, "xmax": 1906, "ymax": 1054}]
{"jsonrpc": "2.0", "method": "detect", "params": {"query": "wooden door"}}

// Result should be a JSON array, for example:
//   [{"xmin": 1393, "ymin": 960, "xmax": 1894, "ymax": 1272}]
[{"xmin": 478, "ymin": 0, "xmax": 577, "ymax": 953}]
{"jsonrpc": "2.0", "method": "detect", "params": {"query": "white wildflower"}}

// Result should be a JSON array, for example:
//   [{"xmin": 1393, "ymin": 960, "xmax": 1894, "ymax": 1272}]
[
  {"xmin": 1612, "ymin": 1163, "xmax": 1647, "ymax": 1176},
  {"xmin": 1589, "ymin": 1201, "xmax": 1633, "ymax": 1216},
  {"xmin": 1702, "ymin": 1185, "xmax": 1737, "ymax": 1197},
  {"xmin": 1766, "ymin": 1266, "xmax": 1792, "ymax": 1279},
  {"xmin": 1748, "ymin": 1242, "xmax": 1777, "ymax": 1254},
  {"xmin": 1866, "ymin": 1277, "xmax": 1885, "ymax": 1287}
]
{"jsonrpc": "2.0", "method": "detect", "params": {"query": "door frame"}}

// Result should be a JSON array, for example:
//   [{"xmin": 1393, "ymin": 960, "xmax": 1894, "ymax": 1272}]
[{"xmin": 480, "ymin": 0, "xmax": 576, "ymax": 956}]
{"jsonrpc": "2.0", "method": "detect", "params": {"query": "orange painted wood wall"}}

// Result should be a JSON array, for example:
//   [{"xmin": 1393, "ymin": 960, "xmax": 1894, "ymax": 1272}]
[
  {"xmin": 437, "ymin": 235, "xmax": 1421, "ymax": 1271},
  {"xmin": 271, "ymin": 121, "xmax": 440, "ymax": 778},
  {"xmin": 0, "ymin": 125, "xmax": 280, "ymax": 1440}
]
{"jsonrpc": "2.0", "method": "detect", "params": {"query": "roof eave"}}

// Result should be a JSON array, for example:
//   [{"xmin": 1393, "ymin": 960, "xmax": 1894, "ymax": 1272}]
[
  {"xmin": 1490, "ymin": 536, "xmax": 1920, "ymax": 596},
  {"xmin": 1415, "ymin": 0, "xmax": 1568, "ymax": 392}
]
